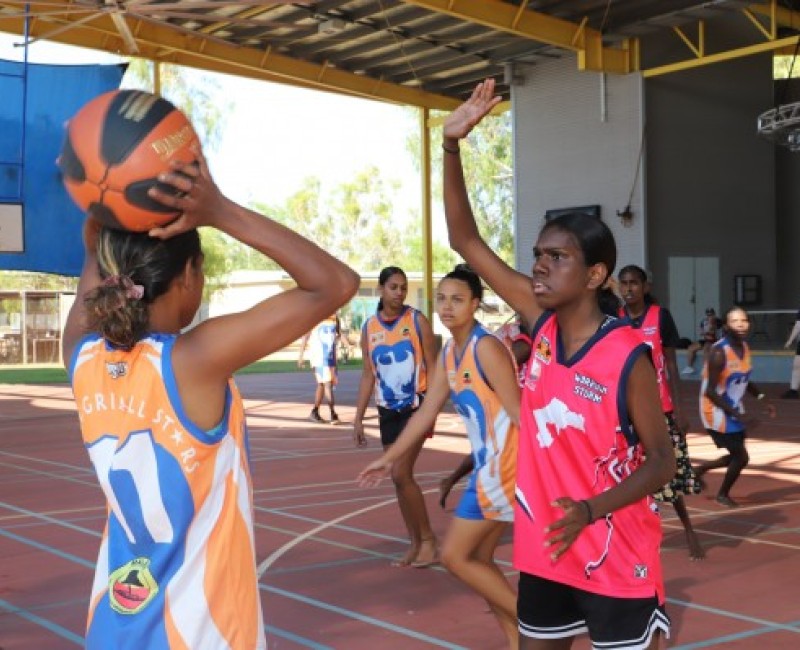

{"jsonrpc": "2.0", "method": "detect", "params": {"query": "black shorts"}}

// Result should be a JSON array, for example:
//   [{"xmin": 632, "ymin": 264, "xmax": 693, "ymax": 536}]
[
  {"xmin": 377, "ymin": 398, "xmax": 422, "ymax": 446},
  {"xmin": 707, "ymin": 429, "xmax": 746, "ymax": 451},
  {"xmin": 517, "ymin": 573, "xmax": 670, "ymax": 649}
]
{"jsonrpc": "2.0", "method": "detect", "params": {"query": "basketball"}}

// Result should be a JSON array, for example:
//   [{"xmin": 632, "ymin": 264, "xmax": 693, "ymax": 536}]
[{"xmin": 59, "ymin": 89, "xmax": 199, "ymax": 232}]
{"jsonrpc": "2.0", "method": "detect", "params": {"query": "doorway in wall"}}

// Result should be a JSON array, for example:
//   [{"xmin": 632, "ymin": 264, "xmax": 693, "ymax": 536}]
[{"xmin": 668, "ymin": 256, "xmax": 720, "ymax": 342}]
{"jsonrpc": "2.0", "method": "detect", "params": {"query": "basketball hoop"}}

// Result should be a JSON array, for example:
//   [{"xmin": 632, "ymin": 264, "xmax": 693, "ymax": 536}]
[{"xmin": 757, "ymin": 101, "xmax": 800, "ymax": 151}]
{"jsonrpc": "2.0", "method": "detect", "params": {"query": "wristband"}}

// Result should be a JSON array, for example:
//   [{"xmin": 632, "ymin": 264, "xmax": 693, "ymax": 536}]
[
  {"xmin": 579, "ymin": 499, "xmax": 594, "ymax": 525},
  {"xmin": 757, "ymin": 393, "xmax": 766, "ymax": 400},
  {"xmin": 442, "ymin": 142, "xmax": 460, "ymax": 154}
]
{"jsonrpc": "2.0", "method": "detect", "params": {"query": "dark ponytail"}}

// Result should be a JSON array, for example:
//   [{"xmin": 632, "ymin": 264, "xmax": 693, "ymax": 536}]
[
  {"xmin": 442, "ymin": 263, "xmax": 484, "ymax": 301},
  {"xmin": 84, "ymin": 227, "xmax": 202, "ymax": 349}
]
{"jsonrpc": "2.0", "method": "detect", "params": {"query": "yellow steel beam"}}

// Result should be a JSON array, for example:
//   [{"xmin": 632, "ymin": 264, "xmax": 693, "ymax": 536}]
[
  {"xmin": 742, "ymin": 8, "xmax": 774, "ymax": 41},
  {"xmin": 419, "ymin": 107, "xmax": 433, "ymax": 320},
  {"xmin": 672, "ymin": 23, "xmax": 704, "ymax": 58},
  {"xmin": 750, "ymin": 1, "xmax": 799, "ymax": 32},
  {"xmin": 643, "ymin": 33, "xmax": 799, "ymax": 77},
  {"xmin": 401, "ymin": 0, "xmax": 637, "ymax": 74},
  {"xmin": 196, "ymin": 6, "xmax": 274, "ymax": 36},
  {"xmin": 0, "ymin": 10, "xmax": 460, "ymax": 110}
]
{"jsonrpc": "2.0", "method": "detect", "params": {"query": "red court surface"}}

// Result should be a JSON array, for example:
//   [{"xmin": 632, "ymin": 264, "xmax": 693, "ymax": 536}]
[{"xmin": 1, "ymin": 370, "xmax": 799, "ymax": 649}]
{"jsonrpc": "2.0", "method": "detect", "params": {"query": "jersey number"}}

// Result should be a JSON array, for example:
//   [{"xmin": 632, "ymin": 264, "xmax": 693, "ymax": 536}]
[{"xmin": 88, "ymin": 430, "xmax": 175, "ymax": 545}]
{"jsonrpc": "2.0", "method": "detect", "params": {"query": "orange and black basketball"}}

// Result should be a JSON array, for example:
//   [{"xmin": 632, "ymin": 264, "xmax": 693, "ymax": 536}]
[{"xmin": 59, "ymin": 89, "xmax": 199, "ymax": 232}]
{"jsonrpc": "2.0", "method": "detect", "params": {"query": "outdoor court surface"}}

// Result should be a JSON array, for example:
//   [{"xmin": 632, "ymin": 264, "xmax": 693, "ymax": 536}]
[{"xmin": 1, "ymin": 369, "xmax": 799, "ymax": 649}]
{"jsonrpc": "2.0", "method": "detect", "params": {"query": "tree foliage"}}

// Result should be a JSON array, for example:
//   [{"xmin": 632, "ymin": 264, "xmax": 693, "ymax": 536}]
[
  {"xmin": 124, "ymin": 60, "xmax": 229, "ymax": 152},
  {"xmin": 405, "ymin": 108, "xmax": 514, "ymax": 264}
]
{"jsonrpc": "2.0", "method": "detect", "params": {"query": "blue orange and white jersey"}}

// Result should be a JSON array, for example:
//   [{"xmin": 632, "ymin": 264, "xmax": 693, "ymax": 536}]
[
  {"xmin": 310, "ymin": 316, "xmax": 339, "ymax": 384},
  {"xmin": 310, "ymin": 316, "xmax": 338, "ymax": 369},
  {"xmin": 700, "ymin": 337, "xmax": 752, "ymax": 433},
  {"xmin": 443, "ymin": 323, "xmax": 517, "ymax": 521},
  {"xmin": 69, "ymin": 333, "xmax": 266, "ymax": 650},
  {"xmin": 363, "ymin": 306, "xmax": 427, "ymax": 411}
]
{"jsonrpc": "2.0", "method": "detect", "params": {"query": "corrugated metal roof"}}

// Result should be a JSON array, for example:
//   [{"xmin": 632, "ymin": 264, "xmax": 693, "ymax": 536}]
[{"xmin": 0, "ymin": 1, "xmax": 780, "ymax": 108}]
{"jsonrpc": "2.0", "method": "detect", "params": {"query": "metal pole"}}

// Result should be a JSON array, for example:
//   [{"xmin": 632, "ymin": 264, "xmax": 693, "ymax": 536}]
[{"xmin": 419, "ymin": 107, "xmax": 433, "ymax": 319}]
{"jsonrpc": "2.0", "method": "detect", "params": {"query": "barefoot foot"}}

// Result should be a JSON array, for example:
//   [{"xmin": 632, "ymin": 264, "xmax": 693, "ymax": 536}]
[
  {"xmin": 411, "ymin": 537, "xmax": 439, "ymax": 568},
  {"xmin": 391, "ymin": 545, "xmax": 419, "ymax": 568}
]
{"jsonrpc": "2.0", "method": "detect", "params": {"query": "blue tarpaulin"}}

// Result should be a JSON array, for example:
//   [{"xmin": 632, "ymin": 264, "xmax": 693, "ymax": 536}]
[{"xmin": 0, "ymin": 61, "xmax": 125, "ymax": 276}]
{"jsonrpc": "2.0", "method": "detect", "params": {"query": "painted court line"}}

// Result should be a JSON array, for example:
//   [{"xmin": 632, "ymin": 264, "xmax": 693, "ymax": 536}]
[
  {"xmin": 0, "ymin": 461, "xmax": 98, "ymax": 488},
  {"xmin": 0, "ymin": 450, "xmax": 95, "ymax": 474},
  {"xmin": 0, "ymin": 521, "xmax": 343, "ymax": 648},
  {"xmin": 0, "ymin": 500, "xmax": 101, "ymax": 537},
  {"xmin": 257, "ymin": 494, "xmax": 403, "ymax": 576},
  {"xmin": 661, "ymin": 521, "xmax": 800, "ymax": 550},
  {"xmin": 0, "ymin": 598, "xmax": 84, "ymax": 646},
  {"xmin": 667, "ymin": 598, "xmax": 800, "ymax": 649},
  {"xmin": 264, "ymin": 624, "xmax": 333, "ymax": 650},
  {"xmin": 262, "ymin": 584, "xmax": 468, "ymax": 649},
  {"xmin": 0, "ymin": 504, "xmax": 105, "ymax": 524},
  {"xmin": 254, "ymin": 470, "xmax": 447, "ymax": 495}
]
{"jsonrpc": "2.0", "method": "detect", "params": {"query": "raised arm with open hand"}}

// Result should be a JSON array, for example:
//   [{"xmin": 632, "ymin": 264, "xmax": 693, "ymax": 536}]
[
  {"xmin": 442, "ymin": 79, "xmax": 503, "ymax": 142},
  {"xmin": 442, "ymin": 79, "xmax": 540, "ymax": 327}
]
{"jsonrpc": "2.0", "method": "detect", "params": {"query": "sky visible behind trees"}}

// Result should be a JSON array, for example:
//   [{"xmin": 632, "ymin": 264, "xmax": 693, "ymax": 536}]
[{"xmin": 0, "ymin": 38, "xmax": 513, "ymax": 292}]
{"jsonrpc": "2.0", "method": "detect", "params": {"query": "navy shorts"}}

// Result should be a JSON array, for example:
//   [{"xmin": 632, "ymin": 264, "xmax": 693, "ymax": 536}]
[
  {"xmin": 707, "ymin": 429, "xmax": 746, "ymax": 452},
  {"xmin": 377, "ymin": 402, "xmax": 418, "ymax": 446},
  {"xmin": 518, "ymin": 573, "xmax": 670, "ymax": 649}
]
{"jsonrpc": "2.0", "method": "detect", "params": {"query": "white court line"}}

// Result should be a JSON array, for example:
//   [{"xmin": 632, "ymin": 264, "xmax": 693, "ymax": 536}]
[
  {"xmin": 0, "ymin": 505, "xmax": 105, "ymax": 523},
  {"xmin": 0, "ymin": 450, "xmax": 93, "ymax": 473},
  {"xmin": 254, "ymin": 470, "xmax": 447, "ymax": 495},
  {"xmin": 257, "ymin": 488, "xmax": 436, "ymax": 577}
]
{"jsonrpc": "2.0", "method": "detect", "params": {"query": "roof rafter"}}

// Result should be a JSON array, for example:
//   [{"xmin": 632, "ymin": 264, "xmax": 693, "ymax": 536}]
[
  {"xmin": 399, "ymin": 0, "xmax": 638, "ymax": 74},
  {"xmin": 0, "ymin": 6, "xmax": 461, "ymax": 110}
]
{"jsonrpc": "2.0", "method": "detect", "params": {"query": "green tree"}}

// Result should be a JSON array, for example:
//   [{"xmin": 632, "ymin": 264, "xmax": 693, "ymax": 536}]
[
  {"xmin": 401, "ymin": 220, "xmax": 460, "ymax": 273},
  {"xmin": 124, "ymin": 60, "xmax": 228, "ymax": 151},
  {"xmin": 405, "ymin": 108, "xmax": 514, "ymax": 264},
  {"xmin": 124, "ymin": 59, "xmax": 234, "ymax": 295},
  {"xmin": 0, "ymin": 271, "xmax": 76, "ymax": 291}
]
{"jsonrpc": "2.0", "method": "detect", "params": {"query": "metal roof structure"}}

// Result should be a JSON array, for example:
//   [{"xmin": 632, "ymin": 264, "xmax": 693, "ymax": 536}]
[{"xmin": 0, "ymin": 1, "xmax": 796, "ymax": 110}]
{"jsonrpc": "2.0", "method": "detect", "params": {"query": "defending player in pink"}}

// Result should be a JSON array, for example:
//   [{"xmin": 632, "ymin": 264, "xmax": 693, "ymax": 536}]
[{"xmin": 442, "ymin": 79, "xmax": 676, "ymax": 650}]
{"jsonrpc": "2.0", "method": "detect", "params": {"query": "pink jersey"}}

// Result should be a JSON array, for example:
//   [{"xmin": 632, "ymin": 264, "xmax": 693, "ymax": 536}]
[
  {"xmin": 70, "ymin": 333, "xmax": 266, "ymax": 649},
  {"xmin": 620, "ymin": 305, "xmax": 673, "ymax": 412},
  {"xmin": 514, "ymin": 313, "xmax": 665, "ymax": 601}
]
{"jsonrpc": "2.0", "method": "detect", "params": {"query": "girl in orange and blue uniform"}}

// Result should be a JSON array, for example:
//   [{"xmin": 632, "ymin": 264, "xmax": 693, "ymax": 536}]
[
  {"xmin": 695, "ymin": 307, "xmax": 775, "ymax": 507},
  {"xmin": 360, "ymin": 264, "xmax": 520, "ymax": 648},
  {"xmin": 63, "ymin": 145, "xmax": 358, "ymax": 649},
  {"xmin": 353, "ymin": 266, "xmax": 439, "ymax": 568}
]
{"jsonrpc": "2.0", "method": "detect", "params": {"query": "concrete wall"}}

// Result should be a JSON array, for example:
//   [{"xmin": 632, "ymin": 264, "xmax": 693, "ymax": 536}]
[
  {"xmin": 644, "ymin": 54, "xmax": 777, "ymax": 317},
  {"xmin": 775, "ymin": 79, "xmax": 800, "ymax": 309},
  {"xmin": 512, "ymin": 56, "xmax": 646, "ymax": 276}
]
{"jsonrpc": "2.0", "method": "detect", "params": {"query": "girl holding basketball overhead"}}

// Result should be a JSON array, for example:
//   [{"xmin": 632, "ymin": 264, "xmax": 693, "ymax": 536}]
[
  {"xmin": 359, "ymin": 264, "xmax": 520, "ymax": 648},
  {"xmin": 62, "ymin": 146, "xmax": 359, "ymax": 649},
  {"xmin": 353, "ymin": 266, "xmax": 439, "ymax": 567},
  {"xmin": 442, "ymin": 79, "xmax": 675, "ymax": 649}
]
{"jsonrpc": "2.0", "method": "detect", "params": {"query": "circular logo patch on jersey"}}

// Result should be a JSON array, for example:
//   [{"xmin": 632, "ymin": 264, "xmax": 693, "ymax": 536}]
[{"xmin": 109, "ymin": 557, "xmax": 159, "ymax": 615}]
